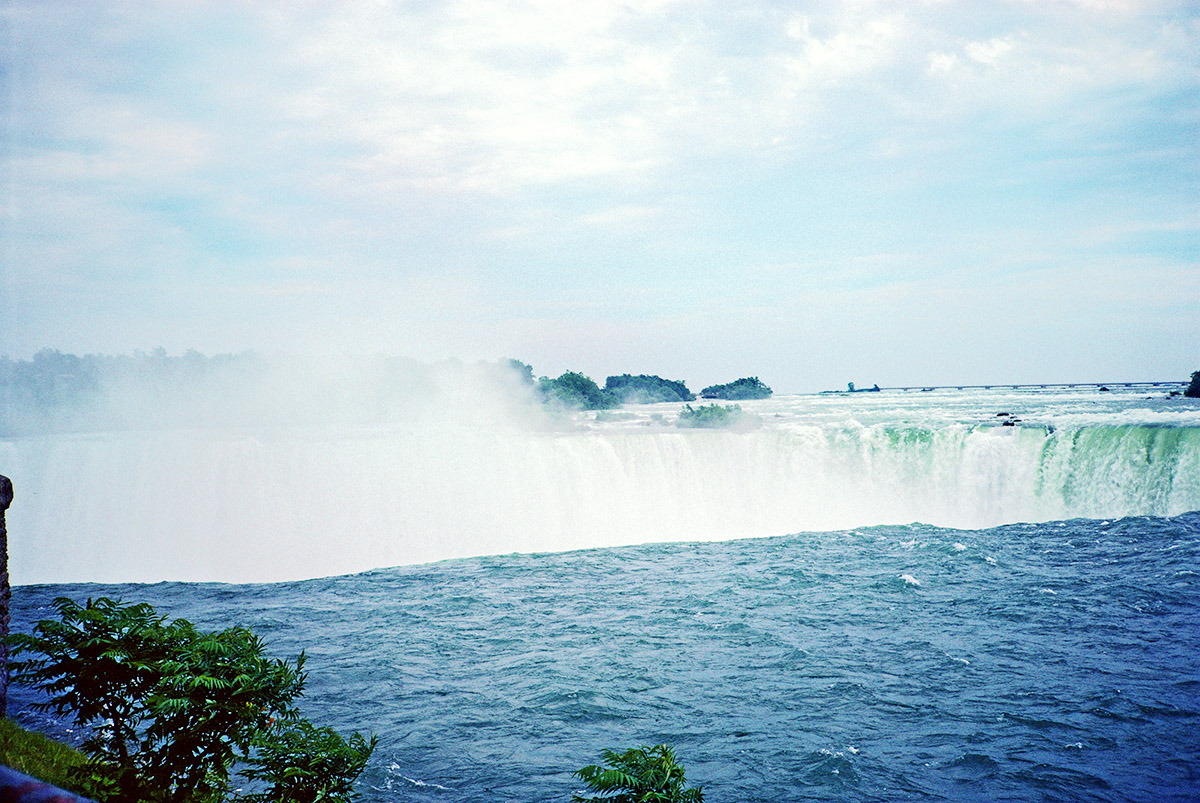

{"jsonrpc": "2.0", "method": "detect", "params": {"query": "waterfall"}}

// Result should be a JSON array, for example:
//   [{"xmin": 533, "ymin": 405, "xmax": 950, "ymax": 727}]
[{"xmin": 5, "ymin": 420, "xmax": 1198, "ymax": 583}]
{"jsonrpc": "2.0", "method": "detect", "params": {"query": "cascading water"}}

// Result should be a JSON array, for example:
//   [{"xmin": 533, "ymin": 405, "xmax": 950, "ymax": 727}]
[{"xmin": 4, "ymin": 402, "xmax": 1198, "ymax": 584}]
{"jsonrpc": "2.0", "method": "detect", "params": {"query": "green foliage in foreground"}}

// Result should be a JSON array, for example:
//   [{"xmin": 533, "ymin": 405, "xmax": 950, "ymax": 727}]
[
  {"xmin": 0, "ymin": 717, "xmax": 102, "ymax": 797},
  {"xmin": 574, "ymin": 744, "xmax": 704, "ymax": 803},
  {"xmin": 1187, "ymin": 370, "xmax": 1200, "ymax": 398},
  {"xmin": 8, "ymin": 597, "xmax": 374, "ymax": 803},
  {"xmin": 699, "ymin": 377, "xmax": 772, "ymax": 400},
  {"xmin": 239, "ymin": 720, "xmax": 378, "ymax": 803},
  {"xmin": 676, "ymin": 403, "xmax": 745, "ymax": 429}
]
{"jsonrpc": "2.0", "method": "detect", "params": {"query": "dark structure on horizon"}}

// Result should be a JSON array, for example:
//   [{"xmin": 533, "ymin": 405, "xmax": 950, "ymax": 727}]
[{"xmin": 882, "ymin": 381, "xmax": 1187, "ymax": 392}]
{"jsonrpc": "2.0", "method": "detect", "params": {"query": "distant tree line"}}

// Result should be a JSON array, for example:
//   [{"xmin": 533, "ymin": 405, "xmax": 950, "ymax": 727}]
[
  {"xmin": 0, "ymin": 350, "xmax": 522, "ymax": 435},
  {"xmin": 0, "ymin": 349, "xmax": 260, "ymax": 435},
  {"xmin": 0, "ymin": 348, "xmax": 244, "ymax": 408},
  {"xmin": 0, "ymin": 350, "xmax": 775, "ymax": 429}
]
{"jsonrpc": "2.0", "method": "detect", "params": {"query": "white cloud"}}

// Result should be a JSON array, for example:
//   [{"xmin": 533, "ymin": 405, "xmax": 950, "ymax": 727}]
[
  {"xmin": 927, "ymin": 51, "xmax": 959, "ymax": 74},
  {"xmin": 964, "ymin": 36, "xmax": 1015, "ymax": 65},
  {"xmin": 11, "ymin": 0, "xmax": 1198, "ymax": 202},
  {"xmin": 578, "ymin": 204, "xmax": 665, "ymax": 229},
  {"xmin": 784, "ymin": 12, "xmax": 907, "ymax": 84},
  {"xmin": 3, "ymin": 0, "xmax": 1198, "ymax": 375}
]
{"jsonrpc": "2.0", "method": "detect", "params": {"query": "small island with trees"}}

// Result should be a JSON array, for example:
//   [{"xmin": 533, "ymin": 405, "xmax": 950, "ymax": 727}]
[
  {"xmin": 512, "ymin": 361, "xmax": 771, "ymax": 411},
  {"xmin": 537, "ymin": 370, "xmax": 619, "ymax": 410},
  {"xmin": 0, "ymin": 352, "xmax": 773, "ymax": 421},
  {"xmin": 604, "ymin": 374, "xmax": 695, "ymax": 404},
  {"xmin": 699, "ymin": 377, "xmax": 772, "ymax": 400}
]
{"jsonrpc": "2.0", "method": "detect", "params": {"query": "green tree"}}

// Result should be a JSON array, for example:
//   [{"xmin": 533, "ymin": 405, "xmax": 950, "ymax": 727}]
[
  {"xmin": 675, "ymin": 403, "xmax": 746, "ymax": 429},
  {"xmin": 539, "ymin": 371, "xmax": 619, "ymax": 410},
  {"xmin": 603, "ymin": 375, "xmax": 695, "ymax": 404},
  {"xmin": 699, "ymin": 377, "xmax": 772, "ymax": 400},
  {"xmin": 8, "ymin": 597, "xmax": 373, "ymax": 803},
  {"xmin": 507, "ymin": 359, "xmax": 535, "ymax": 385},
  {"xmin": 239, "ymin": 720, "xmax": 378, "ymax": 803},
  {"xmin": 137, "ymin": 618, "xmax": 308, "ymax": 801},
  {"xmin": 574, "ymin": 744, "xmax": 703, "ymax": 803}
]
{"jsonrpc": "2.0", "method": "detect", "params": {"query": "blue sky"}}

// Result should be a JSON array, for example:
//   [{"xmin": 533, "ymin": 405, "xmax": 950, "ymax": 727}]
[{"xmin": 2, "ymin": 0, "xmax": 1198, "ymax": 392}]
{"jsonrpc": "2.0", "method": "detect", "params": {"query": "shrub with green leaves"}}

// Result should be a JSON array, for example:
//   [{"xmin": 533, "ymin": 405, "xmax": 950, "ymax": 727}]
[
  {"xmin": 676, "ymin": 403, "xmax": 745, "ymax": 429},
  {"xmin": 573, "ymin": 744, "xmax": 704, "ymax": 803},
  {"xmin": 239, "ymin": 720, "xmax": 378, "ymax": 803},
  {"xmin": 8, "ymin": 596, "xmax": 373, "ymax": 803}
]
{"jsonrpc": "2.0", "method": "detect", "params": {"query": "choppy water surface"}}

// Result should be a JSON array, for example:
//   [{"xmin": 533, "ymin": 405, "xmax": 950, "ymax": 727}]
[{"xmin": 13, "ymin": 513, "xmax": 1200, "ymax": 802}]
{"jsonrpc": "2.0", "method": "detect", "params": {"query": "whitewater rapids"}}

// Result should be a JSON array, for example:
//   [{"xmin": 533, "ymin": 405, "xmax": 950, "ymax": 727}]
[{"xmin": 4, "ymin": 386, "xmax": 1198, "ymax": 584}]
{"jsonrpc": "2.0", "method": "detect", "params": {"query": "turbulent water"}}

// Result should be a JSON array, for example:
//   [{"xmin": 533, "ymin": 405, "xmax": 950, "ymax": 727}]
[
  {"xmin": 11, "ymin": 515, "xmax": 1200, "ymax": 802},
  {"xmin": 5, "ymin": 385, "xmax": 1200, "ymax": 801},
  {"xmin": 4, "ymin": 386, "xmax": 1199, "ymax": 583}
]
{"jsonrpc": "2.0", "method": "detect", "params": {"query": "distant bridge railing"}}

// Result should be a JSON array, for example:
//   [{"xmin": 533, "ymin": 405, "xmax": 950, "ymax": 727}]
[{"xmin": 879, "ymin": 381, "xmax": 1187, "ymax": 392}]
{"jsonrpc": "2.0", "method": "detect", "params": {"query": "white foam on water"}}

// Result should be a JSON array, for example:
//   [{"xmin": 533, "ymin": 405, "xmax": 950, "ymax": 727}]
[
  {"xmin": 4, "ymin": 381, "xmax": 1199, "ymax": 583},
  {"xmin": 399, "ymin": 776, "xmax": 451, "ymax": 791}
]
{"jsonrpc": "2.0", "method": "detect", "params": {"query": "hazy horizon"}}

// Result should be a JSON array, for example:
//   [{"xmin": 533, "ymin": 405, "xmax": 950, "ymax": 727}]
[
  {"xmin": 3, "ymin": 1, "xmax": 1198, "ymax": 393},
  {"xmin": 1, "ymin": 346, "xmax": 1194, "ymax": 400}
]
